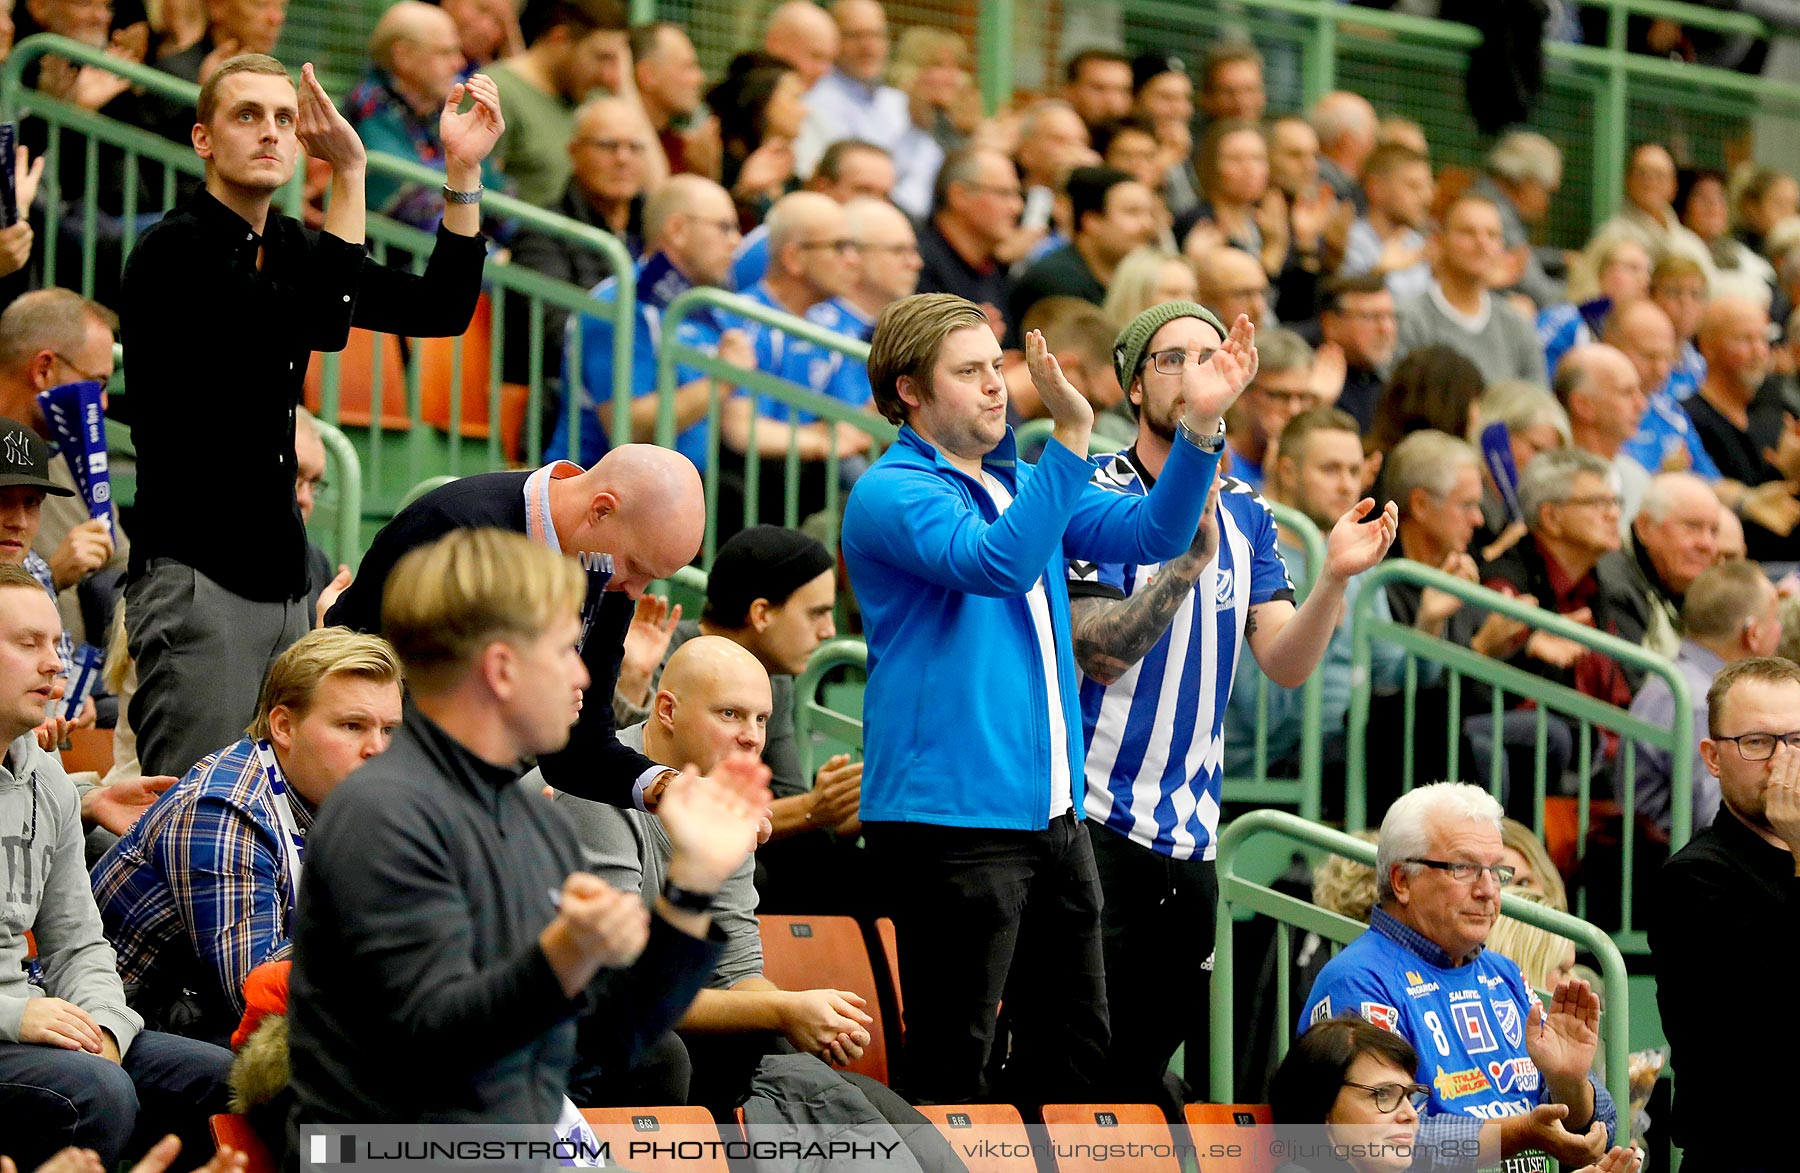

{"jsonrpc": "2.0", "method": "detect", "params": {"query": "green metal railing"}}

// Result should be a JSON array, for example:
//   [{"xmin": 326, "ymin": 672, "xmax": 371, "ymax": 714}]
[
  {"xmin": 792, "ymin": 636, "xmax": 868, "ymax": 780},
  {"xmin": 1209, "ymin": 809, "xmax": 1632, "ymax": 1123},
  {"xmin": 310, "ymin": 415, "xmax": 363, "ymax": 566},
  {"xmin": 1225, "ymin": 502, "xmax": 1326, "ymax": 822},
  {"xmin": 1345, "ymin": 560, "xmax": 1693, "ymax": 954},
  {"xmin": 652, "ymin": 287, "xmax": 897, "ymax": 565},
  {"xmin": 2, "ymin": 35, "xmax": 637, "ymax": 527}
]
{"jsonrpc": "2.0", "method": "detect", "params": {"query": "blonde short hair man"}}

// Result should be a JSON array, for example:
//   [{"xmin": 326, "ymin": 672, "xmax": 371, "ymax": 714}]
[
  {"xmin": 290, "ymin": 529, "xmax": 767, "ymax": 1127},
  {"xmin": 92, "ymin": 626, "xmax": 404, "ymax": 1038}
]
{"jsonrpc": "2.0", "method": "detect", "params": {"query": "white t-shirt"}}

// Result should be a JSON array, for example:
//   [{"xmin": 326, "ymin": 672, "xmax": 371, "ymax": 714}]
[{"xmin": 981, "ymin": 472, "xmax": 1074, "ymax": 819}]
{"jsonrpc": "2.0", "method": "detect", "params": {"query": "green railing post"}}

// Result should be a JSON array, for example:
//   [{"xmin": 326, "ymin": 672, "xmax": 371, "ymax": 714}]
[
  {"xmin": 1595, "ymin": 0, "xmax": 1632, "ymax": 232},
  {"xmin": 311, "ymin": 416, "xmax": 364, "ymax": 568},
  {"xmin": 791, "ymin": 637, "xmax": 869, "ymax": 780},
  {"xmin": 1304, "ymin": 3, "xmax": 1337, "ymax": 107},
  {"xmin": 978, "ymin": 0, "xmax": 1013, "ymax": 116}
]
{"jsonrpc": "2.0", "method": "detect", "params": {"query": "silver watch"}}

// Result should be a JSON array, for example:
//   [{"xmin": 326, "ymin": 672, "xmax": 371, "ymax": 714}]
[
  {"xmin": 442, "ymin": 184, "xmax": 485, "ymax": 205},
  {"xmin": 1178, "ymin": 416, "xmax": 1227, "ymax": 453}
]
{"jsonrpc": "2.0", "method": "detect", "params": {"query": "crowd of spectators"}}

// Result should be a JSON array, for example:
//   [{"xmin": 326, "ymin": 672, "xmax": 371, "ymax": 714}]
[{"xmin": 0, "ymin": 0, "xmax": 1798, "ymax": 1168}]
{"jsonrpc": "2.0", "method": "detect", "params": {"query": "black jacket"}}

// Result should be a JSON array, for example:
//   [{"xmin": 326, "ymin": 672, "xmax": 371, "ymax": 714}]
[
  {"xmin": 325, "ymin": 470, "xmax": 658, "ymax": 808},
  {"xmin": 287, "ymin": 704, "xmax": 721, "ymax": 1129}
]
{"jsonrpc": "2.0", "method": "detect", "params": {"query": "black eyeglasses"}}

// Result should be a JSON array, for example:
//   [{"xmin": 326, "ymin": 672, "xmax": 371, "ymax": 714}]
[
  {"xmin": 1714, "ymin": 731, "xmax": 1800, "ymax": 761},
  {"xmin": 1141, "ymin": 347, "xmax": 1217, "ymax": 376},
  {"xmin": 1407, "ymin": 858, "xmax": 1516, "ymax": 886},
  {"xmin": 574, "ymin": 137, "xmax": 647, "ymax": 155},
  {"xmin": 797, "ymin": 239, "xmax": 861, "ymax": 254},
  {"xmin": 53, "ymin": 352, "xmax": 111, "ymax": 385},
  {"xmin": 1343, "ymin": 1081, "xmax": 1430, "ymax": 1114}
]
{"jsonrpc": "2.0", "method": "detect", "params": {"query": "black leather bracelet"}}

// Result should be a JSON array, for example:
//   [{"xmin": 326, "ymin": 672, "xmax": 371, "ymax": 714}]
[{"xmin": 661, "ymin": 878, "xmax": 717, "ymax": 914}]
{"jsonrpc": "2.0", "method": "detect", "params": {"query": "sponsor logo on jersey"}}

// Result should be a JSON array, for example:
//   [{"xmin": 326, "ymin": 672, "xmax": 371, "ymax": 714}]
[
  {"xmin": 1404, "ymin": 976, "xmax": 1441, "ymax": 998},
  {"xmin": 1453, "ymin": 1000, "xmax": 1500, "ymax": 1054},
  {"xmin": 1361, "ymin": 1001, "xmax": 1400, "ymax": 1033},
  {"xmin": 1310, "ymin": 997, "xmax": 1332, "ymax": 1026},
  {"xmin": 1432, "ymin": 1065, "xmax": 1493, "ymax": 1101},
  {"xmin": 1214, "ymin": 567, "xmax": 1235, "ymax": 604},
  {"xmin": 1495, "ymin": 998, "xmax": 1523, "ymax": 1047},
  {"xmin": 1479, "ymin": 973, "xmax": 1506, "ymax": 990},
  {"xmin": 1486, "ymin": 1056, "xmax": 1541, "ymax": 1094}
]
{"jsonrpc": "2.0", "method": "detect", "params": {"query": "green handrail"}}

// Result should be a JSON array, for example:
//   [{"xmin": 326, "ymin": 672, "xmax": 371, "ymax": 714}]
[
  {"xmin": 652, "ymin": 286, "xmax": 898, "ymax": 564},
  {"xmin": 791, "ymin": 636, "xmax": 867, "ymax": 781},
  {"xmin": 1225, "ymin": 501, "xmax": 1326, "ymax": 822},
  {"xmin": 1209, "ymin": 809, "xmax": 1632, "ymax": 1127},
  {"xmin": 1344, "ymin": 559, "xmax": 1693, "ymax": 953},
  {"xmin": 311, "ymin": 415, "xmax": 363, "ymax": 568}
]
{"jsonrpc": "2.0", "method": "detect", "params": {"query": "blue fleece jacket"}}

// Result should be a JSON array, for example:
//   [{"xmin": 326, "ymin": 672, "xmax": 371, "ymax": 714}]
[{"xmin": 842, "ymin": 424, "xmax": 1219, "ymax": 829}]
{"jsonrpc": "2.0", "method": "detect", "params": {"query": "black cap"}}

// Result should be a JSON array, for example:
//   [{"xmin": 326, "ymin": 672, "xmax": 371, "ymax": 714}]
[
  {"xmin": 1132, "ymin": 52, "xmax": 1188, "ymax": 94},
  {"xmin": 706, "ymin": 526, "xmax": 834, "ymax": 628},
  {"xmin": 0, "ymin": 418, "xmax": 73, "ymax": 496}
]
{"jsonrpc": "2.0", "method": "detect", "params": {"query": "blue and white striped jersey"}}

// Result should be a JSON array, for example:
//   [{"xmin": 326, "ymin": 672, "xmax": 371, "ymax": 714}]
[{"xmin": 1068, "ymin": 450, "xmax": 1294, "ymax": 860}]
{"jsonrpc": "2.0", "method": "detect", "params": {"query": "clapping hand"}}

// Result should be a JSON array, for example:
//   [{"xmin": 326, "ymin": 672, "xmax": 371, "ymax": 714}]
[
  {"xmin": 1526, "ymin": 978, "xmax": 1601, "ymax": 1089},
  {"xmin": 442, "ymin": 73, "xmax": 506, "ymax": 169},
  {"xmin": 1180, "ymin": 313, "xmax": 1258, "ymax": 430},
  {"xmin": 297, "ymin": 63, "xmax": 365, "ymax": 173},
  {"xmin": 1025, "ymin": 327, "xmax": 1094, "ymax": 438},
  {"xmin": 1323, "ymin": 498, "xmax": 1398, "ymax": 583}
]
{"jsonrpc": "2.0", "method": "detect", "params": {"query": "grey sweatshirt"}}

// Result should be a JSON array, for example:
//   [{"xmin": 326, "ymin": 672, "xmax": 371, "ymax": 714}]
[
  {"xmin": 537, "ymin": 722, "xmax": 765, "ymax": 990},
  {"xmin": 0, "ymin": 731, "xmax": 142, "ymax": 1053}
]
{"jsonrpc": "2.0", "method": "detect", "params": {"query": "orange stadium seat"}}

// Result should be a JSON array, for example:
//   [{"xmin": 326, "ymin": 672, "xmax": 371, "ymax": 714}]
[
  {"xmin": 916, "ymin": 1103, "xmax": 1036, "ymax": 1173},
  {"xmin": 60, "ymin": 726, "xmax": 112, "ymax": 775},
  {"xmin": 304, "ymin": 328, "xmax": 409, "ymax": 431},
  {"xmin": 208, "ymin": 1114, "xmax": 277, "ymax": 1173},
  {"xmin": 1183, "ymin": 1103, "xmax": 1279, "ymax": 1173},
  {"xmin": 418, "ymin": 293, "xmax": 530, "ymax": 461},
  {"xmin": 756, "ymin": 914, "xmax": 890, "ymax": 1084},
  {"xmin": 1040, "ymin": 1104, "xmax": 1182, "ymax": 1173},
  {"xmin": 579, "ymin": 1106, "xmax": 730, "ymax": 1173}
]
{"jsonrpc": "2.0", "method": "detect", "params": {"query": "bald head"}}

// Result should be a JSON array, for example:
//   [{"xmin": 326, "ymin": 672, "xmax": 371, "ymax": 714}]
[
  {"xmin": 1195, "ymin": 246, "xmax": 1269, "ymax": 328},
  {"xmin": 1603, "ymin": 298, "xmax": 1677, "ymax": 396},
  {"xmin": 371, "ymin": 1, "xmax": 463, "ymax": 100},
  {"xmin": 644, "ymin": 174, "xmax": 738, "ymax": 286},
  {"xmin": 554, "ymin": 444, "xmax": 705, "ymax": 597},
  {"xmin": 1309, "ymin": 91, "xmax": 1378, "ymax": 169},
  {"xmin": 765, "ymin": 0, "xmax": 839, "ymax": 87},
  {"xmin": 1556, "ymin": 343, "xmax": 1645, "ymax": 453},
  {"xmin": 766, "ymin": 191, "xmax": 852, "ymax": 301},
  {"xmin": 652, "ymin": 635, "xmax": 773, "ymax": 773},
  {"xmin": 1636, "ymin": 471, "xmax": 1724, "ymax": 594},
  {"xmin": 1698, "ymin": 295, "xmax": 1772, "ymax": 395}
]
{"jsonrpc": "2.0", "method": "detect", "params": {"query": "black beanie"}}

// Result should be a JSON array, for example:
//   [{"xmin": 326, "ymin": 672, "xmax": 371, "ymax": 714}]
[{"xmin": 706, "ymin": 526, "xmax": 835, "ymax": 627}]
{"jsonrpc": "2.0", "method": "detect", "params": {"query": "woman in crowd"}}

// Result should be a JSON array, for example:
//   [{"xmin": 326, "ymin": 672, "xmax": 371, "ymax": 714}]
[
  {"xmin": 1678, "ymin": 169, "xmax": 1775, "ymax": 302},
  {"xmin": 707, "ymin": 51, "xmax": 807, "ymax": 229},
  {"xmin": 1102, "ymin": 246, "xmax": 1198, "ymax": 334},
  {"xmin": 1366, "ymin": 345, "xmax": 1485, "ymax": 462},
  {"xmin": 891, "ymin": 26, "xmax": 977, "ymax": 157},
  {"xmin": 1539, "ymin": 232, "xmax": 1652, "ymax": 375}
]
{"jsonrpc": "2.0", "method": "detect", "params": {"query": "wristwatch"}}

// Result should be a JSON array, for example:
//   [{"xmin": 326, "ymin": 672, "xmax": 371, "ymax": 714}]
[
  {"xmin": 442, "ymin": 184, "xmax": 485, "ymax": 204},
  {"xmin": 1178, "ymin": 416, "xmax": 1227, "ymax": 454},
  {"xmin": 661, "ymin": 878, "xmax": 718, "ymax": 914}
]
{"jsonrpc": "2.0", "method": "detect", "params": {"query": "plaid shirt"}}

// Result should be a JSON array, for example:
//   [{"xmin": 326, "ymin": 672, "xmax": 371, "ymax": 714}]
[{"xmin": 91, "ymin": 737, "xmax": 314, "ymax": 1017}]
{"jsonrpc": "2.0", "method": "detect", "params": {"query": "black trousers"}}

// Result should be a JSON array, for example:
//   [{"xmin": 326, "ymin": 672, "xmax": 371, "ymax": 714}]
[
  {"xmin": 863, "ymin": 813, "xmax": 1110, "ymax": 1107},
  {"xmin": 1089, "ymin": 822, "xmax": 1218, "ymax": 1106}
]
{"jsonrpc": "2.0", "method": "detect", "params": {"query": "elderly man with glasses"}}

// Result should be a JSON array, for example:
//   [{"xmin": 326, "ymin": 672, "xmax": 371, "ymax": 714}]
[{"xmin": 1303, "ymin": 782, "xmax": 1619, "ymax": 1172}]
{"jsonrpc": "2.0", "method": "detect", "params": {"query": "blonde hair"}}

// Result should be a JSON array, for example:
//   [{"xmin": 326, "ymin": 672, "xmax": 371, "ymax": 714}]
[
  {"xmin": 1102, "ymin": 247, "xmax": 1192, "ymax": 334},
  {"xmin": 381, "ymin": 528, "xmax": 587, "ymax": 692},
  {"xmin": 1312, "ymin": 829, "xmax": 1380, "ymax": 922},
  {"xmin": 1501, "ymin": 816, "xmax": 1567, "ymax": 911},
  {"xmin": 1486, "ymin": 887, "xmax": 1576, "ymax": 993},
  {"xmin": 247, "ymin": 627, "xmax": 404, "ymax": 740},
  {"xmin": 868, "ymin": 293, "xmax": 990, "ymax": 425},
  {"xmin": 890, "ymin": 25, "xmax": 969, "ymax": 91}
]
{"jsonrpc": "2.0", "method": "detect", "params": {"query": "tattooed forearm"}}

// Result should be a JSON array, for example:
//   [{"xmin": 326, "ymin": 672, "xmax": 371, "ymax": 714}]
[{"xmin": 1070, "ymin": 554, "xmax": 1208, "ymax": 685}]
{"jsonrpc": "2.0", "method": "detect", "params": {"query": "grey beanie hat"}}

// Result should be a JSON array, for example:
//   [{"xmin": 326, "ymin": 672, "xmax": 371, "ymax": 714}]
[{"xmin": 1111, "ymin": 299, "xmax": 1229, "ymax": 390}]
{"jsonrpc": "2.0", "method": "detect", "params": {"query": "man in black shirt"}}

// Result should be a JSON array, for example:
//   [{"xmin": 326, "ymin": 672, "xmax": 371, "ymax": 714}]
[
  {"xmin": 915, "ymin": 148, "xmax": 1021, "ymax": 338},
  {"xmin": 291, "ymin": 528, "xmax": 766, "ymax": 1128},
  {"xmin": 1684, "ymin": 295, "xmax": 1800, "ymax": 561},
  {"xmin": 120, "ymin": 53, "xmax": 502, "ymax": 780},
  {"xmin": 1004, "ymin": 165, "xmax": 1157, "ymax": 348},
  {"xmin": 325, "ymin": 443, "xmax": 708, "ymax": 811},
  {"xmin": 1650, "ymin": 656, "xmax": 1800, "ymax": 1173}
]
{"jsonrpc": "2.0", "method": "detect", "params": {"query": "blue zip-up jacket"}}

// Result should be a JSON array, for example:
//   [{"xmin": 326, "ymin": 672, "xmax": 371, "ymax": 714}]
[{"xmin": 842, "ymin": 424, "xmax": 1220, "ymax": 829}]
